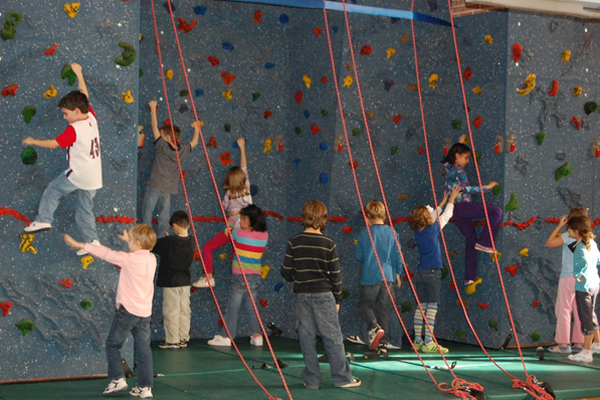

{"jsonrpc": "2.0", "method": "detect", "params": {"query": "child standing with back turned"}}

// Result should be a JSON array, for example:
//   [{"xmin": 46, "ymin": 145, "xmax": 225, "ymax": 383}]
[{"xmin": 281, "ymin": 200, "xmax": 361, "ymax": 390}]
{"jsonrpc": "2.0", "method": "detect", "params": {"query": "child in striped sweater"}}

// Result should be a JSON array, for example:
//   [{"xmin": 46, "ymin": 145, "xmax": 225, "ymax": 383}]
[{"xmin": 207, "ymin": 204, "xmax": 268, "ymax": 347}]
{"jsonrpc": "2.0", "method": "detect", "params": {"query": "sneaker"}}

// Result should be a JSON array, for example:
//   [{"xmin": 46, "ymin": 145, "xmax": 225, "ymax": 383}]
[
  {"xmin": 24, "ymin": 221, "xmax": 52, "ymax": 233},
  {"xmin": 475, "ymin": 243, "xmax": 495, "ymax": 253},
  {"xmin": 303, "ymin": 382, "xmax": 319, "ymax": 390},
  {"xmin": 337, "ymin": 377, "xmax": 361, "ymax": 388},
  {"xmin": 207, "ymin": 334, "xmax": 231, "ymax": 347},
  {"xmin": 103, "ymin": 377, "xmax": 128, "ymax": 394},
  {"xmin": 414, "ymin": 340, "xmax": 423, "ymax": 351},
  {"xmin": 130, "ymin": 386, "xmax": 153, "ymax": 398},
  {"xmin": 591, "ymin": 343, "xmax": 600, "ymax": 354},
  {"xmin": 387, "ymin": 343, "xmax": 401, "ymax": 350},
  {"xmin": 250, "ymin": 334, "xmax": 263, "ymax": 347},
  {"xmin": 77, "ymin": 239, "xmax": 100, "ymax": 256},
  {"xmin": 158, "ymin": 342, "xmax": 180, "ymax": 349},
  {"xmin": 421, "ymin": 341, "xmax": 449, "ymax": 354},
  {"xmin": 548, "ymin": 345, "xmax": 571, "ymax": 354},
  {"xmin": 178, "ymin": 339, "xmax": 189, "ymax": 348},
  {"xmin": 572, "ymin": 344, "xmax": 584, "ymax": 353},
  {"xmin": 346, "ymin": 335, "xmax": 366, "ymax": 345},
  {"xmin": 568, "ymin": 350, "xmax": 593, "ymax": 363},
  {"xmin": 368, "ymin": 325, "xmax": 385, "ymax": 350},
  {"xmin": 192, "ymin": 276, "xmax": 215, "ymax": 288}
]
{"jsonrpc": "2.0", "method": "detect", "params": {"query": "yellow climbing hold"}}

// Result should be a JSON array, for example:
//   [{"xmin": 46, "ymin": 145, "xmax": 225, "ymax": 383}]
[
  {"xmin": 562, "ymin": 50, "xmax": 571, "ymax": 62},
  {"xmin": 472, "ymin": 86, "xmax": 483, "ymax": 95},
  {"xmin": 81, "ymin": 255, "xmax": 94, "ymax": 270},
  {"xmin": 302, "ymin": 74, "xmax": 311, "ymax": 89},
  {"xmin": 343, "ymin": 75, "xmax": 353, "ymax": 88},
  {"xmin": 465, "ymin": 277, "xmax": 482, "ymax": 295},
  {"xmin": 165, "ymin": 69, "xmax": 174, "ymax": 80},
  {"xmin": 63, "ymin": 2, "xmax": 80, "ymax": 18},
  {"xmin": 197, "ymin": 120, "xmax": 205, "ymax": 128},
  {"xmin": 19, "ymin": 234, "xmax": 37, "ymax": 254},
  {"xmin": 42, "ymin": 85, "xmax": 57, "ymax": 99},
  {"xmin": 222, "ymin": 88, "xmax": 233, "ymax": 100},
  {"xmin": 490, "ymin": 251, "xmax": 502, "ymax": 263},
  {"xmin": 484, "ymin": 34, "xmax": 493, "ymax": 44},
  {"xmin": 354, "ymin": 239, "xmax": 358, "ymax": 245},
  {"xmin": 386, "ymin": 48, "xmax": 396, "ymax": 59},
  {"xmin": 517, "ymin": 74, "xmax": 536, "ymax": 96},
  {"xmin": 574, "ymin": 86, "xmax": 582, "ymax": 96},
  {"xmin": 121, "ymin": 90, "xmax": 134, "ymax": 104},
  {"xmin": 519, "ymin": 248, "xmax": 529, "ymax": 257},
  {"xmin": 263, "ymin": 139, "xmax": 273, "ymax": 154},
  {"xmin": 429, "ymin": 73, "xmax": 439, "ymax": 89},
  {"xmin": 261, "ymin": 265, "xmax": 270, "ymax": 279},
  {"xmin": 219, "ymin": 253, "xmax": 227, "ymax": 260}
]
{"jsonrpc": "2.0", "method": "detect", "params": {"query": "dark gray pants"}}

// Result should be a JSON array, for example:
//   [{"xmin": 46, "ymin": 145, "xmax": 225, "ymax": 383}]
[{"xmin": 358, "ymin": 282, "xmax": 392, "ymax": 343}]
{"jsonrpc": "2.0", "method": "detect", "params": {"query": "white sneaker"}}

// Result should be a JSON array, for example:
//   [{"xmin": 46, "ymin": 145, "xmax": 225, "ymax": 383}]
[
  {"xmin": 24, "ymin": 221, "xmax": 51, "ymax": 233},
  {"xmin": 250, "ymin": 334, "xmax": 263, "ymax": 346},
  {"xmin": 346, "ymin": 335, "xmax": 366, "ymax": 345},
  {"xmin": 103, "ymin": 377, "xmax": 128, "ymax": 394},
  {"xmin": 387, "ymin": 343, "xmax": 401, "ymax": 350},
  {"xmin": 77, "ymin": 239, "xmax": 100, "ymax": 256},
  {"xmin": 130, "ymin": 386, "xmax": 153, "ymax": 398},
  {"xmin": 591, "ymin": 343, "xmax": 600, "ymax": 354},
  {"xmin": 192, "ymin": 276, "xmax": 215, "ymax": 288},
  {"xmin": 568, "ymin": 350, "xmax": 593, "ymax": 363},
  {"xmin": 207, "ymin": 334, "xmax": 231, "ymax": 347}
]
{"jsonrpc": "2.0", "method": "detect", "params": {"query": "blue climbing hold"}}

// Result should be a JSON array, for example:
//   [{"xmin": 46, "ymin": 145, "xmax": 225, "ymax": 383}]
[
  {"xmin": 195, "ymin": 89, "xmax": 204, "ymax": 97},
  {"xmin": 331, "ymin": 25, "xmax": 338, "ymax": 33},
  {"xmin": 250, "ymin": 184, "xmax": 258, "ymax": 196},
  {"xmin": 163, "ymin": 1, "xmax": 176, "ymax": 12},
  {"xmin": 319, "ymin": 142, "xmax": 329, "ymax": 151},
  {"xmin": 304, "ymin": 110, "xmax": 310, "ymax": 119},
  {"xmin": 279, "ymin": 14, "xmax": 289, "ymax": 23},
  {"xmin": 319, "ymin": 173, "xmax": 329, "ymax": 184},
  {"xmin": 293, "ymin": 159, "xmax": 302, "ymax": 168},
  {"xmin": 274, "ymin": 282, "xmax": 284, "ymax": 292},
  {"xmin": 222, "ymin": 42, "xmax": 234, "ymax": 51},
  {"xmin": 193, "ymin": 5, "xmax": 207, "ymax": 15},
  {"xmin": 232, "ymin": 141, "xmax": 239, "ymax": 149},
  {"xmin": 264, "ymin": 62, "xmax": 276, "ymax": 69}
]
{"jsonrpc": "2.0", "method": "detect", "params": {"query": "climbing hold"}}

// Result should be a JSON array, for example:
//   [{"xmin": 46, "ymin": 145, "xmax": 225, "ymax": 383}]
[
  {"xmin": 349, "ymin": 161, "xmax": 358, "ymax": 169},
  {"xmin": 252, "ymin": 92, "xmax": 261, "ymax": 101},
  {"xmin": 294, "ymin": 90, "xmax": 303, "ymax": 104},
  {"xmin": 417, "ymin": 147, "xmax": 424, "ymax": 155},
  {"xmin": 176, "ymin": 17, "xmax": 197, "ymax": 33},
  {"xmin": 360, "ymin": 45, "xmax": 372, "ymax": 55},
  {"xmin": 391, "ymin": 146, "xmax": 399, "ymax": 155},
  {"xmin": 193, "ymin": 5, "xmax": 207, "ymax": 15},
  {"xmin": 294, "ymin": 127, "xmax": 302, "ymax": 134},
  {"xmin": 517, "ymin": 74, "xmax": 536, "ymax": 96},
  {"xmin": 321, "ymin": 109, "xmax": 329, "ymax": 117},
  {"xmin": 321, "ymin": 76, "xmax": 328, "ymax": 83},
  {"xmin": 304, "ymin": 110, "xmax": 310, "ymax": 119},
  {"xmin": 451, "ymin": 120, "xmax": 462, "ymax": 130},
  {"xmin": 63, "ymin": 2, "xmax": 80, "ymax": 18},
  {"xmin": 473, "ymin": 116, "xmax": 483, "ymax": 128},
  {"xmin": 263, "ymin": 139, "xmax": 273, "ymax": 154},
  {"xmin": 386, "ymin": 48, "xmax": 396, "ymax": 59},
  {"xmin": 80, "ymin": 299, "xmax": 93, "ymax": 309},
  {"xmin": 21, "ymin": 147, "xmax": 38, "ymax": 165},
  {"xmin": 293, "ymin": 158, "xmax": 301, "ymax": 168},
  {"xmin": 475, "ymin": 151, "xmax": 482, "ymax": 162},
  {"xmin": 221, "ymin": 71, "xmax": 236, "ymax": 85},
  {"xmin": 16, "ymin": 319, "xmax": 34, "ymax": 336},
  {"xmin": 208, "ymin": 56, "xmax": 220, "ymax": 66},
  {"xmin": 206, "ymin": 136, "xmax": 218, "ymax": 148},
  {"xmin": 80, "ymin": 255, "xmax": 94, "ymax": 270},
  {"xmin": 536, "ymin": 132, "xmax": 546, "ymax": 146},
  {"xmin": 219, "ymin": 253, "xmax": 227, "ymax": 260},
  {"xmin": 345, "ymin": 63, "xmax": 353, "ymax": 71},
  {"xmin": 263, "ymin": 110, "xmax": 273, "ymax": 119},
  {"xmin": 429, "ymin": 73, "xmax": 438, "ymax": 89},
  {"xmin": 42, "ymin": 85, "xmax": 57, "ymax": 99},
  {"xmin": 490, "ymin": 252, "xmax": 502, "ymax": 263},
  {"xmin": 384, "ymin": 79, "xmax": 395, "ymax": 92},
  {"xmin": 532, "ymin": 300, "xmax": 540, "ymax": 308},
  {"xmin": 492, "ymin": 186, "xmax": 502, "ymax": 195},
  {"xmin": 397, "ymin": 194, "xmax": 409, "ymax": 201},
  {"xmin": 574, "ymin": 86, "xmax": 582, "ymax": 96},
  {"xmin": 121, "ymin": 91, "xmax": 134, "ymax": 104},
  {"xmin": 0, "ymin": 301, "xmax": 13, "ymax": 316},
  {"xmin": 477, "ymin": 302, "xmax": 488, "ymax": 309},
  {"xmin": 555, "ymin": 162, "xmax": 572, "ymax": 181},
  {"xmin": 222, "ymin": 88, "xmax": 233, "ymax": 101},
  {"xmin": 264, "ymin": 62, "xmax": 276, "ymax": 69},
  {"xmin": 562, "ymin": 50, "xmax": 571, "ymax": 62},
  {"xmin": 319, "ymin": 142, "xmax": 328, "ymax": 151},
  {"xmin": 314, "ymin": 27, "xmax": 323, "ymax": 37},
  {"xmin": 60, "ymin": 64, "xmax": 78, "ymax": 86},
  {"xmin": 274, "ymin": 282, "xmax": 284, "ymax": 292},
  {"xmin": 505, "ymin": 264, "xmax": 520, "ymax": 276},
  {"xmin": 2, "ymin": 83, "xmax": 18, "ymax": 97},
  {"xmin": 259, "ymin": 299, "xmax": 268, "ymax": 307},
  {"xmin": 505, "ymin": 192, "xmax": 519, "ymax": 211},
  {"xmin": 220, "ymin": 151, "xmax": 233, "ymax": 166},
  {"xmin": 59, "ymin": 278, "xmax": 74, "ymax": 289},
  {"xmin": 400, "ymin": 34, "xmax": 409, "ymax": 45},
  {"xmin": 341, "ymin": 288, "xmax": 350, "ymax": 300},
  {"xmin": 302, "ymin": 74, "xmax": 311, "ymax": 89},
  {"xmin": 465, "ymin": 277, "xmax": 482, "ymax": 295},
  {"xmin": 224, "ymin": 123, "xmax": 231, "ymax": 132},
  {"xmin": 548, "ymin": 80, "xmax": 559, "ymax": 96},
  {"xmin": 457, "ymin": 329, "xmax": 468, "ymax": 341},
  {"xmin": 279, "ymin": 14, "xmax": 289, "ymax": 23},
  {"xmin": 489, "ymin": 320, "xmax": 498, "ymax": 331},
  {"xmin": 519, "ymin": 248, "xmax": 529, "ymax": 257},
  {"xmin": 512, "ymin": 43, "xmax": 523, "ymax": 63},
  {"xmin": 21, "ymin": 106, "xmax": 36, "ymax": 124},
  {"xmin": 253, "ymin": 10, "xmax": 262, "ymax": 24},
  {"xmin": 1, "ymin": 11, "xmax": 22, "ymax": 40},
  {"xmin": 19, "ymin": 233, "xmax": 37, "ymax": 253},
  {"xmin": 571, "ymin": 116, "xmax": 581, "ymax": 130},
  {"xmin": 441, "ymin": 264, "xmax": 448, "ymax": 279},
  {"xmin": 484, "ymin": 34, "xmax": 493, "ymax": 44},
  {"xmin": 115, "ymin": 42, "xmax": 136, "ymax": 67},
  {"xmin": 463, "ymin": 67, "xmax": 472, "ymax": 81},
  {"xmin": 341, "ymin": 227, "xmax": 352, "ymax": 235},
  {"xmin": 352, "ymin": 128, "xmax": 361, "ymax": 136},
  {"xmin": 222, "ymin": 41, "xmax": 234, "ymax": 51},
  {"xmin": 531, "ymin": 331, "xmax": 541, "ymax": 342},
  {"xmin": 44, "ymin": 43, "xmax": 57, "ymax": 56},
  {"xmin": 472, "ymin": 86, "xmax": 483, "ymax": 95},
  {"xmin": 319, "ymin": 173, "xmax": 328, "ymax": 183},
  {"xmin": 180, "ymin": 90, "xmax": 189, "ymax": 97},
  {"xmin": 343, "ymin": 76, "xmax": 353, "ymax": 87},
  {"xmin": 261, "ymin": 265, "xmax": 270, "ymax": 279},
  {"xmin": 310, "ymin": 123, "xmax": 321, "ymax": 135},
  {"xmin": 400, "ymin": 301, "xmax": 412, "ymax": 313},
  {"xmin": 195, "ymin": 89, "xmax": 204, "ymax": 97},
  {"xmin": 456, "ymin": 299, "xmax": 470, "ymax": 308},
  {"xmin": 584, "ymin": 101, "xmax": 598, "ymax": 115},
  {"xmin": 393, "ymin": 115, "xmax": 402, "ymax": 124}
]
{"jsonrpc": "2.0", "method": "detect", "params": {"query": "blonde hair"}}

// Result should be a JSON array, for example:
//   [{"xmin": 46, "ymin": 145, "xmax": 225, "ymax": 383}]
[
  {"xmin": 223, "ymin": 166, "xmax": 249, "ymax": 199},
  {"xmin": 129, "ymin": 224, "xmax": 157, "ymax": 250},
  {"xmin": 301, "ymin": 200, "xmax": 328, "ymax": 230},
  {"xmin": 409, "ymin": 206, "xmax": 434, "ymax": 231},
  {"xmin": 365, "ymin": 200, "xmax": 385, "ymax": 221},
  {"xmin": 567, "ymin": 216, "xmax": 595, "ymax": 251},
  {"xmin": 569, "ymin": 207, "xmax": 589, "ymax": 219},
  {"xmin": 160, "ymin": 124, "xmax": 181, "ymax": 142}
]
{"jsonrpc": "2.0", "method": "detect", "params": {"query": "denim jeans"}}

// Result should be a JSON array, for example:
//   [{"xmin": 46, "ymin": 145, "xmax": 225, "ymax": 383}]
[
  {"xmin": 141, "ymin": 186, "xmax": 171, "ymax": 238},
  {"xmin": 296, "ymin": 292, "xmax": 353, "ymax": 388},
  {"xmin": 37, "ymin": 173, "xmax": 98, "ymax": 242},
  {"xmin": 358, "ymin": 282, "xmax": 392, "ymax": 343},
  {"xmin": 220, "ymin": 274, "xmax": 261, "ymax": 338},
  {"xmin": 106, "ymin": 306, "xmax": 153, "ymax": 388}
]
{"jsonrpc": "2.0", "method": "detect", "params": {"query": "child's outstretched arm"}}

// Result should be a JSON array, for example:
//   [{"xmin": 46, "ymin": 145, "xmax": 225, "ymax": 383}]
[
  {"xmin": 148, "ymin": 100, "xmax": 161, "ymax": 140},
  {"xmin": 21, "ymin": 136, "xmax": 59, "ymax": 149},
  {"xmin": 438, "ymin": 186, "xmax": 461, "ymax": 230},
  {"xmin": 237, "ymin": 138, "xmax": 247, "ymax": 169},
  {"xmin": 70, "ymin": 63, "xmax": 89, "ymax": 99},
  {"xmin": 189, "ymin": 121, "xmax": 201, "ymax": 148},
  {"xmin": 546, "ymin": 215, "xmax": 568, "ymax": 248}
]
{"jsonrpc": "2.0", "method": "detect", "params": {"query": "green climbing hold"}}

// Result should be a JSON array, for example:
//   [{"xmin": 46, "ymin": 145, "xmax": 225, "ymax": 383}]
[
  {"xmin": 492, "ymin": 185, "xmax": 502, "ymax": 195},
  {"xmin": 114, "ymin": 42, "xmax": 137, "ymax": 67},
  {"xmin": 16, "ymin": 319, "xmax": 34, "ymax": 336},
  {"xmin": 352, "ymin": 128, "xmax": 361, "ymax": 136},
  {"xmin": 536, "ymin": 132, "xmax": 546, "ymax": 146},
  {"xmin": 584, "ymin": 101, "xmax": 598, "ymax": 115},
  {"xmin": 489, "ymin": 319, "xmax": 498, "ymax": 331},
  {"xmin": 139, "ymin": 69, "xmax": 144, "ymax": 77},
  {"xmin": 505, "ymin": 192, "xmax": 519, "ymax": 211},
  {"xmin": 441, "ymin": 264, "xmax": 448, "ymax": 279},
  {"xmin": 224, "ymin": 124, "xmax": 231, "ymax": 132},
  {"xmin": 555, "ymin": 162, "xmax": 572, "ymax": 182},
  {"xmin": 391, "ymin": 146, "xmax": 399, "ymax": 155},
  {"xmin": 400, "ymin": 301, "xmax": 412, "ymax": 313},
  {"xmin": 341, "ymin": 288, "xmax": 350, "ymax": 300},
  {"xmin": 321, "ymin": 109, "xmax": 329, "ymax": 117},
  {"xmin": 252, "ymin": 92, "xmax": 261, "ymax": 101},
  {"xmin": 180, "ymin": 89, "xmax": 189, "ymax": 97},
  {"xmin": 475, "ymin": 151, "xmax": 481, "ymax": 162},
  {"xmin": 80, "ymin": 299, "xmax": 93, "ymax": 309},
  {"xmin": 451, "ymin": 120, "xmax": 462, "ymax": 130},
  {"xmin": 61, "ymin": 64, "xmax": 77, "ymax": 86},
  {"xmin": 21, "ymin": 106, "xmax": 36, "ymax": 124},
  {"xmin": 1, "ymin": 11, "xmax": 22, "ymax": 41},
  {"xmin": 531, "ymin": 331, "xmax": 541, "ymax": 342},
  {"xmin": 457, "ymin": 329, "xmax": 468, "ymax": 340},
  {"xmin": 21, "ymin": 147, "xmax": 38, "ymax": 165},
  {"xmin": 294, "ymin": 127, "xmax": 302, "ymax": 134}
]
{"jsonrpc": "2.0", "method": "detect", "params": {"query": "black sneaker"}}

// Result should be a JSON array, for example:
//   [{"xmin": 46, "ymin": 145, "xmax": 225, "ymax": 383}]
[
  {"xmin": 368, "ymin": 325, "xmax": 385, "ymax": 350},
  {"xmin": 158, "ymin": 342, "xmax": 180, "ymax": 349},
  {"xmin": 337, "ymin": 377, "xmax": 361, "ymax": 388},
  {"xmin": 179, "ymin": 339, "xmax": 188, "ymax": 348},
  {"xmin": 346, "ymin": 335, "xmax": 366, "ymax": 345}
]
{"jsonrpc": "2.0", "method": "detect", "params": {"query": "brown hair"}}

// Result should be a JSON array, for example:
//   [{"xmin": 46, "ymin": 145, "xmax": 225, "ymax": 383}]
[
  {"xmin": 160, "ymin": 125, "xmax": 181, "ymax": 142},
  {"xmin": 129, "ymin": 224, "xmax": 157, "ymax": 250},
  {"xmin": 169, "ymin": 210, "xmax": 190, "ymax": 229},
  {"xmin": 567, "ymin": 216, "xmax": 595, "ymax": 251},
  {"xmin": 409, "ymin": 206, "xmax": 434, "ymax": 231},
  {"xmin": 569, "ymin": 207, "xmax": 589, "ymax": 219},
  {"xmin": 301, "ymin": 200, "xmax": 328, "ymax": 230},
  {"xmin": 58, "ymin": 90, "xmax": 89, "ymax": 113},
  {"xmin": 223, "ymin": 166, "xmax": 249, "ymax": 199},
  {"xmin": 365, "ymin": 200, "xmax": 385, "ymax": 221}
]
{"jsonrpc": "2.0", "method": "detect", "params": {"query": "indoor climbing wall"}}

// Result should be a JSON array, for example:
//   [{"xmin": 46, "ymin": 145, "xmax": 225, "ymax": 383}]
[{"xmin": 0, "ymin": 1, "xmax": 140, "ymax": 381}]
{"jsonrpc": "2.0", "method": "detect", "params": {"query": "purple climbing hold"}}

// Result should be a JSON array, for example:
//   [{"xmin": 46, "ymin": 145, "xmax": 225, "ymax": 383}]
[{"xmin": 384, "ymin": 79, "xmax": 395, "ymax": 92}]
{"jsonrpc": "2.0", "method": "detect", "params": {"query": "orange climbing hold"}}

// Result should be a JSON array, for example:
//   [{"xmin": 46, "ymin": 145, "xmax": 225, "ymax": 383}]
[
  {"xmin": 221, "ymin": 71, "xmax": 236, "ymax": 85},
  {"xmin": 314, "ymin": 27, "xmax": 323, "ymax": 37},
  {"xmin": 253, "ymin": 11, "xmax": 263, "ymax": 24},
  {"xmin": 505, "ymin": 264, "xmax": 520, "ymax": 276},
  {"xmin": 310, "ymin": 123, "xmax": 321, "ymax": 135},
  {"xmin": 571, "ymin": 116, "xmax": 581, "ymax": 130},
  {"xmin": 0, "ymin": 301, "xmax": 13, "ymax": 316},
  {"xmin": 176, "ymin": 17, "xmax": 197, "ymax": 33},
  {"xmin": 59, "ymin": 278, "xmax": 74, "ymax": 289},
  {"xmin": 2, "ymin": 83, "xmax": 18, "ymax": 97},
  {"xmin": 44, "ymin": 43, "xmax": 57, "ymax": 55},
  {"xmin": 548, "ymin": 80, "xmax": 559, "ymax": 96},
  {"xmin": 207, "ymin": 56, "xmax": 220, "ymax": 67}
]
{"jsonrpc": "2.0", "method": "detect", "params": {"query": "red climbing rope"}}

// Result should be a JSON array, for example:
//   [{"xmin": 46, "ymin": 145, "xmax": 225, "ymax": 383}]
[{"xmin": 150, "ymin": 2, "xmax": 290, "ymax": 399}]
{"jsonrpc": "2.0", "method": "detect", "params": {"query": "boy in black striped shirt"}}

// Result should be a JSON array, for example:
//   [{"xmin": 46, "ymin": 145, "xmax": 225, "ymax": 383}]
[{"xmin": 281, "ymin": 200, "xmax": 361, "ymax": 389}]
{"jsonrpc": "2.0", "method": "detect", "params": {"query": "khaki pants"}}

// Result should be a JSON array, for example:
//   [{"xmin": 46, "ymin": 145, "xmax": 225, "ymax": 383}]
[{"xmin": 163, "ymin": 286, "xmax": 191, "ymax": 344}]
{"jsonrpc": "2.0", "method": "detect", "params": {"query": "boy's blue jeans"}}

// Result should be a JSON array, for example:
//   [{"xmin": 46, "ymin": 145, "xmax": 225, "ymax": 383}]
[
  {"xmin": 295, "ymin": 292, "xmax": 354, "ymax": 388},
  {"xmin": 220, "ymin": 274, "xmax": 261, "ymax": 338},
  {"xmin": 106, "ymin": 306, "xmax": 153, "ymax": 388},
  {"xmin": 141, "ymin": 186, "xmax": 170, "ymax": 238},
  {"xmin": 37, "ymin": 173, "xmax": 98, "ymax": 242}
]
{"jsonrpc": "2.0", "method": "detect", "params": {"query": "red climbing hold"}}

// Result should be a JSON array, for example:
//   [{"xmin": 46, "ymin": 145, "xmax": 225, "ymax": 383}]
[
  {"xmin": 220, "ymin": 151, "xmax": 233, "ymax": 166},
  {"xmin": 494, "ymin": 142, "xmax": 501, "ymax": 154},
  {"xmin": 417, "ymin": 147, "xmax": 424, "ymax": 155},
  {"xmin": 294, "ymin": 90, "xmax": 303, "ymax": 104},
  {"xmin": 278, "ymin": 141, "xmax": 283, "ymax": 152},
  {"xmin": 477, "ymin": 302, "xmax": 488, "ymax": 309},
  {"xmin": 221, "ymin": 71, "xmax": 236, "ymax": 85},
  {"xmin": 532, "ymin": 300, "xmax": 540, "ymax": 308},
  {"xmin": 253, "ymin": 10, "xmax": 263, "ymax": 24},
  {"xmin": 314, "ymin": 27, "xmax": 323, "ymax": 37},
  {"xmin": 177, "ymin": 17, "xmax": 198, "ymax": 33},
  {"xmin": 348, "ymin": 161, "xmax": 358, "ymax": 169},
  {"xmin": 218, "ymin": 318, "xmax": 224, "ymax": 327},
  {"xmin": 163, "ymin": 119, "xmax": 172, "ymax": 126},
  {"xmin": 512, "ymin": 43, "xmax": 523, "ymax": 63},
  {"xmin": 341, "ymin": 226, "xmax": 352, "ymax": 234},
  {"xmin": 0, "ymin": 301, "xmax": 13, "ymax": 317},
  {"xmin": 338, "ymin": 142, "xmax": 343, "ymax": 153},
  {"xmin": 571, "ymin": 116, "xmax": 581, "ymax": 130},
  {"xmin": 505, "ymin": 264, "xmax": 520, "ymax": 276},
  {"xmin": 44, "ymin": 43, "xmax": 57, "ymax": 55},
  {"xmin": 206, "ymin": 136, "xmax": 218, "ymax": 148},
  {"xmin": 259, "ymin": 299, "xmax": 268, "ymax": 307},
  {"xmin": 443, "ymin": 145, "xmax": 448, "ymax": 156},
  {"xmin": 509, "ymin": 141, "xmax": 516, "ymax": 153},
  {"xmin": 402, "ymin": 270, "xmax": 415, "ymax": 281},
  {"xmin": 393, "ymin": 115, "xmax": 402, "ymax": 124},
  {"xmin": 2, "ymin": 83, "xmax": 18, "ymax": 97},
  {"xmin": 449, "ymin": 282, "xmax": 457, "ymax": 290},
  {"xmin": 0, "ymin": 206, "xmax": 30, "ymax": 225},
  {"xmin": 263, "ymin": 110, "xmax": 273, "ymax": 119},
  {"xmin": 463, "ymin": 67, "xmax": 472, "ymax": 81},
  {"xmin": 360, "ymin": 45, "xmax": 372, "ymax": 55},
  {"xmin": 473, "ymin": 116, "xmax": 483, "ymax": 128},
  {"xmin": 193, "ymin": 250, "xmax": 202, "ymax": 260},
  {"xmin": 320, "ymin": 76, "xmax": 328, "ymax": 83},
  {"xmin": 329, "ymin": 216, "xmax": 348, "ymax": 223},
  {"xmin": 208, "ymin": 56, "xmax": 220, "ymax": 67},
  {"xmin": 310, "ymin": 123, "xmax": 321, "ymax": 135},
  {"xmin": 59, "ymin": 278, "xmax": 73, "ymax": 289},
  {"xmin": 548, "ymin": 79, "xmax": 559, "ymax": 96}
]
